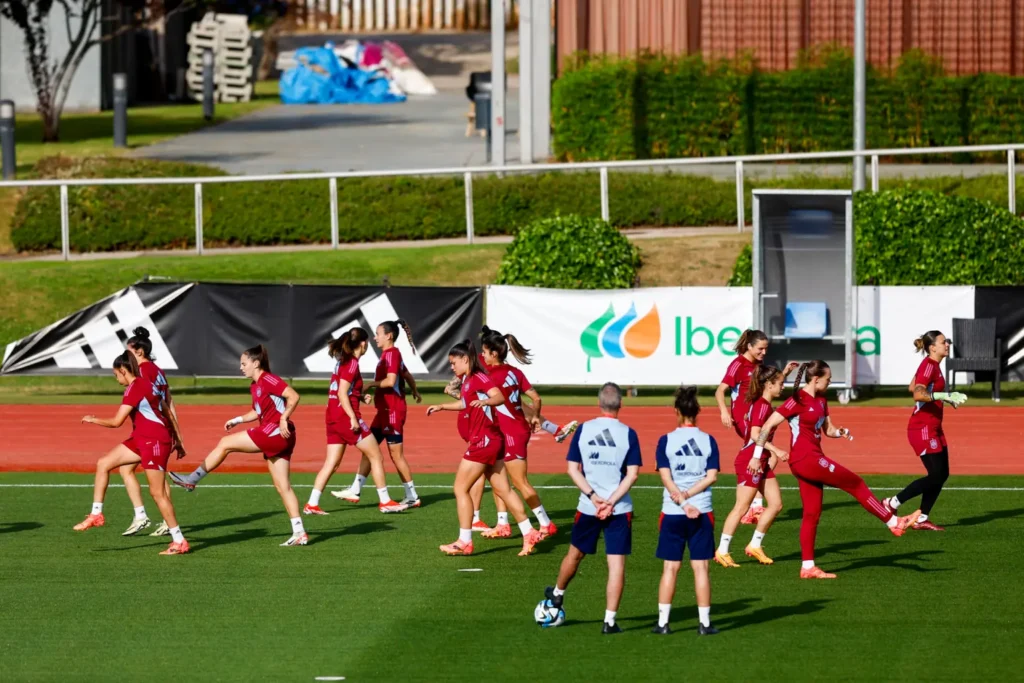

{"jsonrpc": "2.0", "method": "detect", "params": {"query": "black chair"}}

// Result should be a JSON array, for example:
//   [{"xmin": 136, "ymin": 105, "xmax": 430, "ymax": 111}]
[{"xmin": 946, "ymin": 318, "xmax": 1002, "ymax": 401}]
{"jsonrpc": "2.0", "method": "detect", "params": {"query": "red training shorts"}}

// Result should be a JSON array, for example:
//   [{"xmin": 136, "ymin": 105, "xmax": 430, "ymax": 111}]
[
  {"xmin": 733, "ymin": 446, "xmax": 774, "ymax": 488},
  {"xmin": 122, "ymin": 437, "xmax": 172, "ymax": 471},
  {"xmin": 464, "ymin": 434, "xmax": 504, "ymax": 465},
  {"xmin": 908, "ymin": 425, "xmax": 946, "ymax": 456},
  {"xmin": 248, "ymin": 422, "xmax": 297, "ymax": 460},
  {"xmin": 371, "ymin": 404, "xmax": 406, "ymax": 434},
  {"xmin": 326, "ymin": 417, "xmax": 372, "ymax": 446},
  {"xmin": 502, "ymin": 424, "xmax": 531, "ymax": 461}
]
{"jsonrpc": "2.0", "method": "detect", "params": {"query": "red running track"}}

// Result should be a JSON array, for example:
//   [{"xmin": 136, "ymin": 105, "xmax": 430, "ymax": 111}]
[{"xmin": 1, "ymin": 404, "xmax": 1021, "ymax": 476}]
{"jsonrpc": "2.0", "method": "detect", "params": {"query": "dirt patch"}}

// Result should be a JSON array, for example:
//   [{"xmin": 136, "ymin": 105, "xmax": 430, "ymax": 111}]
[{"xmin": 637, "ymin": 232, "xmax": 750, "ymax": 286}]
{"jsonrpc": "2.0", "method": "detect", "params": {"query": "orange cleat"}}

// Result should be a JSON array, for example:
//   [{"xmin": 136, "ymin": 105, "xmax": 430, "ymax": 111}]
[
  {"xmin": 378, "ymin": 500, "xmax": 409, "ymax": 514},
  {"xmin": 471, "ymin": 520, "xmax": 492, "ymax": 533},
  {"xmin": 302, "ymin": 504, "xmax": 329, "ymax": 516},
  {"xmin": 744, "ymin": 545, "xmax": 774, "ymax": 565},
  {"xmin": 537, "ymin": 522, "xmax": 558, "ymax": 540},
  {"xmin": 73, "ymin": 513, "xmax": 105, "ymax": 531},
  {"xmin": 714, "ymin": 550, "xmax": 741, "ymax": 568},
  {"xmin": 440, "ymin": 539, "xmax": 473, "ymax": 556},
  {"xmin": 799, "ymin": 566, "xmax": 836, "ymax": 579},
  {"xmin": 889, "ymin": 509, "xmax": 921, "ymax": 537},
  {"xmin": 519, "ymin": 529, "xmax": 543, "ymax": 556},
  {"xmin": 159, "ymin": 539, "xmax": 190, "ymax": 555},
  {"xmin": 482, "ymin": 523, "xmax": 512, "ymax": 539}
]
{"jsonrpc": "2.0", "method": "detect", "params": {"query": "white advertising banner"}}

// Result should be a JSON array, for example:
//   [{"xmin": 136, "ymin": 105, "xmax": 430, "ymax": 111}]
[{"xmin": 485, "ymin": 286, "xmax": 974, "ymax": 386}]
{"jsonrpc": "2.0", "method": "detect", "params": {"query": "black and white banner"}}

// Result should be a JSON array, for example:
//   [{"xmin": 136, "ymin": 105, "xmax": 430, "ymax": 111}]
[{"xmin": 1, "ymin": 282, "xmax": 483, "ymax": 380}]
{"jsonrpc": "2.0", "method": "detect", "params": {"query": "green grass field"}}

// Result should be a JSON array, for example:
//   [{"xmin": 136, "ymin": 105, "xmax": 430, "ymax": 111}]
[{"xmin": 1, "ymin": 472, "xmax": 1022, "ymax": 682}]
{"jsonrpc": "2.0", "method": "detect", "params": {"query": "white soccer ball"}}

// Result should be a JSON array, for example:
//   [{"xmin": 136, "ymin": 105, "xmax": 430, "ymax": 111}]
[{"xmin": 534, "ymin": 599, "xmax": 565, "ymax": 628}]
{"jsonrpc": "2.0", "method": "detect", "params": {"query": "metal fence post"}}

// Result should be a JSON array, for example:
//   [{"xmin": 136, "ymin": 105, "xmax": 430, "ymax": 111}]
[
  {"xmin": 599, "ymin": 166, "xmax": 610, "ymax": 222},
  {"xmin": 60, "ymin": 184, "xmax": 70, "ymax": 261},
  {"xmin": 464, "ymin": 172, "xmax": 474, "ymax": 244},
  {"xmin": 194, "ymin": 183, "xmax": 204, "ymax": 255},
  {"xmin": 1009, "ymin": 150, "xmax": 1017, "ymax": 214},
  {"xmin": 735, "ymin": 160, "xmax": 745, "ymax": 232},
  {"xmin": 871, "ymin": 154, "xmax": 879, "ymax": 193},
  {"xmin": 329, "ymin": 177, "xmax": 339, "ymax": 249}
]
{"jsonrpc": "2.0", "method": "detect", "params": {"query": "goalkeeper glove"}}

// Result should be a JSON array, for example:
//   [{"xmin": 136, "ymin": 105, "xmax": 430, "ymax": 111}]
[{"xmin": 933, "ymin": 391, "xmax": 968, "ymax": 408}]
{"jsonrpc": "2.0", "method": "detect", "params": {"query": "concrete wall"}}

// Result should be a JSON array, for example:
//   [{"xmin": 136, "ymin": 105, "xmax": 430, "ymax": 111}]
[{"xmin": 0, "ymin": 4, "xmax": 101, "ymax": 112}]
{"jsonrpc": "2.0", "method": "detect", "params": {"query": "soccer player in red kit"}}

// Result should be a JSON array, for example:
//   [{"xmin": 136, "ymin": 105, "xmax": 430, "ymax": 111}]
[
  {"xmin": 331, "ymin": 320, "xmax": 422, "ymax": 508},
  {"xmin": 304, "ymin": 328, "xmax": 408, "ymax": 515},
  {"xmin": 169, "ymin": 345, "xmax": 310, "ymax": 546},
  {"xmin": 426, "ymin": 340, "xmax": 543, "ymax": 557},
  {"xmin": 468, "ymin": 327, "xmax": 557, "ymax": 539},
  {"xmin": 715, "ymin": 329, "xmax": 797, "ymax": 524},
  {"xmin": 753, "ymin": 360, "xmax": 919, "ymax": 579},
  {"xmin": 883, "ymin": 331, "xmax": 966, "ymax": 531},
  {"xmin": 118, "ymin": 326, "xmax": 182, "ymax": 537},
  {"xmin": 76, "ymin": 351, "xmax": 190, "ymax": 555},
  {"xmin": 715, "ymin": 365, "xmax": 788, "ymax": 568}
]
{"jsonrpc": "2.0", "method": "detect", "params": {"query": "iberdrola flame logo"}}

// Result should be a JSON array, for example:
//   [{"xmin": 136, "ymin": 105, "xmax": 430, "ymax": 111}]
[{"xmin": 580, "ymin": 303, "xmax": 660, "ymax": 372}]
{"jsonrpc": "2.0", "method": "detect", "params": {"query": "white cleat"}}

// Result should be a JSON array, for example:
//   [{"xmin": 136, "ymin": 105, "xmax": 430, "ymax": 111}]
[
  {"xmin": 122, "ymin": 517, "xmax": 152, "ymax": 536},
  {"xmin": 168, "ymin": 472, "xmax": 196, "ymax": 492},
  {"xmin": 555, "ymin": 420, "xmax": 579, "ymax": 443},
  {"xmin": 378, "ymin": 500, "xmax": 409, "ymax": 514},
  {"xmin": 280, "ymin": 532, "xmax": 309, "ymax": 547},
  {"xmin": 330, "ymin": 487, "xmax": 361, "ymax": 503},
  {"xmin": 149, "ymin": 521, "xmax": 170, "ymax": 537},
  {"xmin": 400, "ymin": 496, "xmax": 421, "ymax": 509}
]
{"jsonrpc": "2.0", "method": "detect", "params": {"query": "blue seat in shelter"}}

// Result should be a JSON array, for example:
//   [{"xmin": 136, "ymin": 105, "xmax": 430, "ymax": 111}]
[{"xmin": 784, "ymin": 302, "xmax": 827, "ymax": 338}]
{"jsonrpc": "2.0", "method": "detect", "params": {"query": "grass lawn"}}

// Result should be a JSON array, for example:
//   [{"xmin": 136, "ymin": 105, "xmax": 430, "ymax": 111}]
[{"xmin": 1, "ymin": 472, "xmax": 1022, "ymax": 682}]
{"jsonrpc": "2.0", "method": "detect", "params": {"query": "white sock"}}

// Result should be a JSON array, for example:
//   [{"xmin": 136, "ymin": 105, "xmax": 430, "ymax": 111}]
[
  {"xmin": 553, "ymin": 586, "xmax": 565, "ymax": 597},
  {"xmin": 404, "ymin": 480, "xmax": 418, "ymax": 500},
  {"xmin": 290, "ymin": 517, "xmax": 305, "ymax": 534},
  {"xmin": 717, "ymin": 533, "xmax": 732, "ymax": 554},
  {"xmin": 604, "ymin": 610, "xmax": 617, "ymax": 626},
  {"xmin": 658, "ymin": 603, "xmax": 671, "ymax": 627},
  {"xmin": 802, "ymin": 560, "xmax": 816, "ymax": 570},
  {"xmin": 473, "ymin": 510, "xmax": 481, "ymax": 523},
  {"xmin": 532, "ymin": 505, "xmax": 552, "ymax": 527},
  {"xmin": 752, "ymin": 496, "xmax": 764, "ymax": 508},
  {"xmin": 541, "ymin": 420, "xmax": 559, "ymax": 436},
  {"xmin": 498, "ymin": 512, "xmax": 509, "ymax": 526},
  {"xmin": 459, "ymin": 528, "xmax": 472, "ymax": 544},
  {"xmin": 352, "ymin": 474, "xmax": 367, "ymax": 494},
  {"xmin": 750, "ymin": 531, "xmax": 766, "ymax": 549},
  {"xmin": 377, "ymin": 487, "xmax": 392, "ymax": 504},
  {"xmin": 889, "ymin": 495, "xmax": 902, "ymax": 509},
  {"xmin": 698, "ymin": 606, "xmax": 711, "ymax": 627},
  {"xmin": 189, "ymin": 465, "xmax": 208, "ymax": 485},
  {"xmin": 91, "ymin": 502, "xmax": 103, "ymax": 515},
  {"xmin": 917, "ymin": 513, "xmax": 929, "ymax": 523},
  {"xmin": 133, "ymin": 505, "xmax": 147, "ymax": 520},
  {"xmin": 169, "ymin": 526, "xmax": 184, "ymax": 543},
  {"xmin": 517, "ymin": 518, "xmax": 534, "ymax": 536},
  {"xmin": 886, "ymin": 515, "xmax": 898, "ymax": 528},
  {"xmin": 308, "ymin": 489, "xmax": 322, "ymax": 507}
]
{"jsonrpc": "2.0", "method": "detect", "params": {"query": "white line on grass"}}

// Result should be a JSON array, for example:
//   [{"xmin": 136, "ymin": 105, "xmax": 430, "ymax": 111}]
[{"xmin": 1, "ymin": 483, "xmax": 1022, "ymax": 492}]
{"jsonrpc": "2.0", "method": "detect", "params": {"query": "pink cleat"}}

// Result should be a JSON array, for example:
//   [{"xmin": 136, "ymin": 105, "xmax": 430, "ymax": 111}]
[
  {"xmin": 537, "ymin": 522, "xmax": 558, "ymax": 540},
  {"xmin": 799, "ymin": 566, "xmax": 837, "ymax": 579},
  {"xmin": 378, "ymin": 500, "xmax": 409, "ymax": 514},
  {"xmin": 159, "ymin": 539, "xmax": 190, "ymax": 555},
  {"xmin": 440, "ymin": 539, "xmax": 473, "ymax": 556},
  {"xmin": 471, "ymin": 520, "xmax": 492, "ymax": 533},
  {"xmin": 482, "ymin": 523, "xmax": 512, "ymax": 539},
  {"xmin": 73, "ymin": 513, "xmax": 105, "ymax": 531},
  {"xmin": 912, "ymin": 519, "xmax": 945, "ymax": 531},
  {"xmin": 519, "ymin": 529, "xmax": 543, "ymax": 556},
  {"xmin": 740, "ymin": 505, "xmax": 763, "ymax": 525},
  {"xmin": 303, "ymin": 504, "xmax": 329, "ymax": 516}
]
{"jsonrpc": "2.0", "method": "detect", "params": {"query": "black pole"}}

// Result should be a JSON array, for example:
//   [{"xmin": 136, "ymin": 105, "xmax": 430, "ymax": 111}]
[
  {"xmin": 202, "ymin": 49, "xmax": 215, "ymax": 121},
  {"xmin": 113, "ymin": 73, "xmax": 127, "ymax": 148},
  {"xmin": 0, "ymin": 100, "xmax": 14, "ymax": 180}
]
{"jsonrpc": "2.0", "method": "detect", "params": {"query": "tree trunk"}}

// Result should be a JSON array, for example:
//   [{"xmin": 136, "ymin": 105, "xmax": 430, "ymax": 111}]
[{"xmin": 41, "ymin": 108, "xmax": 61, "ymax": 142}]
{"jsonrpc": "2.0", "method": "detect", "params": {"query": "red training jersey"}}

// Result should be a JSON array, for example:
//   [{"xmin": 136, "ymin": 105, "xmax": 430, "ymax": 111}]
[
  {"xmin": 908, "ymin": 357, "xmax": 944, "ymax": 431},
  {"xmin": 722, "ymin": 355, "xmax": 757, "ymax": 411},
  {"xmin": 122, "ymin": 378, "xmax": 171, "ymax": 443},
  {"xmin": 327, "ymin": 358, "xmax": 362, "ymax": 424},
  {"xmin": 138, "ymin": 361, "xmax": 172, "ymax": 404},
  {"xmin": 460, "ymin": 371, "xmax": 502, "ymax": 444},
  {"xmin": 374, "ymin": 347, "xmax": 406, "ymax": 413},
  {"xmin": 743, "ymin": 397, "xmax": 776, "ymax": 445},
  {"xmin": 485, "ymin": 363, "xmax": 533, "ymax": 434},
  {"xmin": 775, "ymin": 393, "xmax": 829, "ymax": 463},
  {"xmin": 251, "ymin": 372, "xmax": 291, "ymax": 427}
]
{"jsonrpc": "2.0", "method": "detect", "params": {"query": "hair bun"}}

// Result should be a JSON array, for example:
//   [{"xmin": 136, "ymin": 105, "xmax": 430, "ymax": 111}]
[{"xmin": 132, "ymin": 327, "xmax": 150, "ymax": 339}]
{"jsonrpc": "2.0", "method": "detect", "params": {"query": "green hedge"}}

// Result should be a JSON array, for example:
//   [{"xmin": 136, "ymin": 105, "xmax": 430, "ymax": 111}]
[
  {"xmin": 728, "ymin": 190, "xmax": 1024, "ymax": 286},
  {"xmin": 553, "ymin": 49, "xmax": 1024, "ymax": 161},
  {"xmin": 495, "ymin": 215, "xmax": 640, "ymax": 289},
  {"xmin": 13, "ymin": 156, "xmax": 1024, "ymax": 253}
]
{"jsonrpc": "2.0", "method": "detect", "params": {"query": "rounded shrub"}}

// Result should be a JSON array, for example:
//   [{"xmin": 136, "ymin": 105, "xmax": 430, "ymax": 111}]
[{"xmin": 494, "ymin": 214, "xmax": 641, "ymax": 289}]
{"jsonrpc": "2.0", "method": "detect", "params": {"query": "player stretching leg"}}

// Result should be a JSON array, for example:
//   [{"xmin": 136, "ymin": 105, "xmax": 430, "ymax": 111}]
[
  {"xmin": 541, "ymin": 383, "xmax": 642, "ymax": 634},
  {"xmin": 653, "ymin": 386, "xmax": 719, "ymax": 635}
]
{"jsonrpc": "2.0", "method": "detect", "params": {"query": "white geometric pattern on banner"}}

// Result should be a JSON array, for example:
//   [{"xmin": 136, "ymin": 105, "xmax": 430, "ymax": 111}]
[
  {"xmin": 53, "ymin": 344, "xmax": 93, "ymax": 369},
  {"xmin": 359, "ymin": 294, "xmax": 429, "ymax": 374},
  {"xmin": 80, "ymin": 317, "xmax": 125, "ymax": 370},
  {"xmin": 110, "ymin": 291, "xmax": 179, "ymax": 369},
  {"xmin": 302, "ymin": 320, "xmax": 380, "ymax": 373}
]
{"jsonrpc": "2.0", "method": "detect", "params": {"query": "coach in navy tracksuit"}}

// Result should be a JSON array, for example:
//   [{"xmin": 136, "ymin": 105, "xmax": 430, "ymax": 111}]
[{"xmin": 541, "ymin": 382, "xmax": 642, "ymax": 634}]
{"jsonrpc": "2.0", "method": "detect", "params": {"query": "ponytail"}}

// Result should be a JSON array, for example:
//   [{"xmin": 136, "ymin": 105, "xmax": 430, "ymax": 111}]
[
  {"xmin": 747, "ymin": 365, "xmax": 782, "ymax": 404},
  {"xmin": 112, "ymin": 349, "xmax": 140, "ymax": 377},
  {"xmin": 379, "ymin": 319, "xmax": 416, "ymax": 354},
  {"xmin": 329, "ymin": 327, "xmax": 369, "ymax": 362},
  {"xmin": 791, "ymin": 360, "xmax": 830, "ymax": 401},
  {"xmin": 243, "ymin": 344, "xmax": 271, "ymax": 374},
  {"xmin": 126, "ymin": 326, "xmax": 154, "ymax": 360},
  {"xmin": 914, "ymin": 330, "xmax": 943, "ymax": 355},
  {"xmin": 673, "ymin": 384, "xmax": 700, "ymax": 420},
  {"xmin": 734, "ymin": 328, "xmax": 768, "ymax": 356},
  {"xmin": 449, "ymin": 338, "xmax": 483, "ymax": 375},
  {"xmin": 480, "ymin": 326, "xmax": 532, "ymax": 364}
]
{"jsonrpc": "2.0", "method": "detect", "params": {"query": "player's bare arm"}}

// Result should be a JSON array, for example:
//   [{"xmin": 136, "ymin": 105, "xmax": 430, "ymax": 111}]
[
  {"xmin": 81, "ymin": 404, "xmax": 133, "ymax": 428},
  {"xmin": 714, "ymin": 382, "xmax": 732, "ymax": 427}
]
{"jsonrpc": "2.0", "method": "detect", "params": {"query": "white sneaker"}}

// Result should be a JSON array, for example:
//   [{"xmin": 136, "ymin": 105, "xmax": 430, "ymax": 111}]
[
  {"xmin": 331, "ymin": 487, "xmax": 361, "ymax": 503},
  {"xmin": 150, "ymin": 521, "xmax": 170, "ymax": 537},
  {"xmin": 122, "ymin": 517, "xmax": 152, "ymax": 536},
  {"xmin": 280, "ymin": 532, "xmax": 309, "ymax": 547},
  {"xmin": 400, "ymin": 496, "xmax": 421, "ymax": 509}
]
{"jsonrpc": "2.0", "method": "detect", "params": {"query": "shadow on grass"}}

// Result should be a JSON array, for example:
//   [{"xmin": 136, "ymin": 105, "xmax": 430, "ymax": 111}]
[
  {"xmin": 772, "ymin": 538, "xmax": 888, "ymax": 562},
  {"xmin": 714, "ymin": 599, "xmax": 833, "ymax": 631},
  {"xmin": 831, "ymin": 549, "xmax": 948, "ymax": 574},
  {"xmin": 310, "ymin": 521, "xmax": 396, "ymax": 544},
  {"xmin": 0, "ymin": 521, "xmax": 44, "ymax": 534},
  {"xmin": 563, "ymin": 597, "xmax": 764, "ymax": 631},
  {"xmin": 180, "ymin": 510, "xmax": 281, "ymax": 533},
  {"xmin": 950, "ymin": 507, "xmax": 1024, "ymax": 527}
]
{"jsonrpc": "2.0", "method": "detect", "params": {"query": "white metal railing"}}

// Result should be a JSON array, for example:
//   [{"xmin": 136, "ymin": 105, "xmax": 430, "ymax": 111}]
[{"xmin": 1, "ymin": 143, "xmax": 1020, "ymax": 261}]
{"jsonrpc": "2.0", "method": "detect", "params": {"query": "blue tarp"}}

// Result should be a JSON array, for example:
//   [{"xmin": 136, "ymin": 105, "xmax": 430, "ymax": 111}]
[{"xmin": 279, "ymin": 46, "xmax": 406, "ymax": 105}]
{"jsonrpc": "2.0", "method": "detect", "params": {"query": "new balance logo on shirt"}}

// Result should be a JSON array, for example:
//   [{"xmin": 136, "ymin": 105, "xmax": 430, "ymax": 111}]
[{"xmin": 587, "ymin": 429, "xmax": 617, "ymax": 448}]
